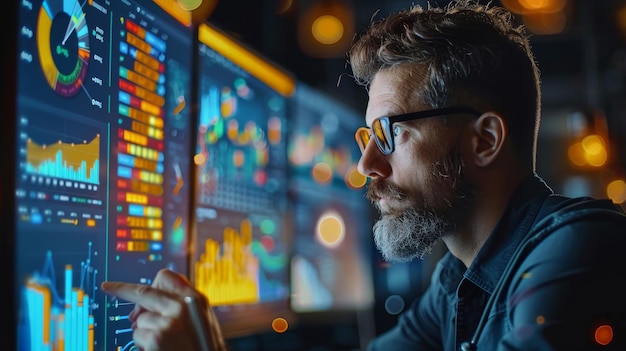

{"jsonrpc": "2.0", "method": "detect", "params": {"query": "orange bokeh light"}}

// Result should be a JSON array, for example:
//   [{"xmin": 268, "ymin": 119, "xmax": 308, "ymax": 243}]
[
  {"xmin": 272, "ymin": 317, "xmax": 289, "ymax": 333},
  {"xmin": 595, "ymin": 324, "xmax": 614, "ymax": 346}
]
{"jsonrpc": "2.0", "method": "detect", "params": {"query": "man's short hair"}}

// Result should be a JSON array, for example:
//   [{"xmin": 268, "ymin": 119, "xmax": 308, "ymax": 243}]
[{"xmin": 348, "ymin": 0, "xmax": 541, "ymax": 169}]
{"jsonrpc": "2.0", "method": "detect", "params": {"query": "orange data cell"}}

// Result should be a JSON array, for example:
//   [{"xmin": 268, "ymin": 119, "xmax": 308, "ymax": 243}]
[
  {"xmin": 119, "ymin": 152, "xmax": 161, "ymax": 172},
  {"xmin": 127, "ymin": 203, "xmax": 163, "ymax": 217},
  {"xmin": 121, "ymin": 130, "xmax": 145, "ymax": 146},
  {"xmin": 127, "ymin": 179, "xmax": 164, "ymax": 196},
  {"xmin": 117, "ymin": 179, "xmax": 130, "ymax": 189},
  {"xmin": 139, "ymin": 99, "xmax": 162, "ymax": 118},
  {"xmin": 119, "ymin": 78, "xmax": 165, "ymax": 107},
  {"xmin": 121, "ymin": 93, "xmax": 163, "ymax": 118},
  {"xmin": 116, "ymin": 228, "xmax": 129, "ymax": 238},
  {"xmin": 115, "ymin": 228, "xmax": 162, "ymax": 240},
  {"xmin": 119, "ymin": 79, "xmax": 164, "ymax": 117},
  {"xmin": 118, "ymin": 127, "xmax": 148, "ymax": 146},
  {"xmin": 117, "ymin": 228, "xmax": 163, "ymax": 240},
  {"xmin": 117, "ymin": 191, "xmax": 164, "ymax": 207},
  {"xmin": 126, "ymin": 168, "xmax": 163, "ymax": 185},
  {"xmin": 125, "ymin": 33, "xmax": 153, "ymax": 63},
  {"xmin": 116, "ymin": 240, "xmax": 150, "ymax": 252},
  {"xmin": 131, "ymin": 121, "xmax": 164, "ymax": 141},
  {"xmin": 117, "ymin": 179, "xmax": 164, "ymax": 196},
  {"xmin": 138, "ymin": 88, "xmax": 165, "ymax": 107},
  {"xmin": 119, "ymin": 66, "xmax": 157, "ymax": 92},
  {"xmin": 116, "ymin": 191, "xmax": 147, "ymax": 205},
  {"xmin": 134, "ymin": 157, "xmax": 163, "ymax": 173},
  {"xmin": 117, "ymin": 216, "xmax": 163, "ymax": 230},
  {"xmin": 119, "ymin": 104, "xmax": 164, "ymax": 128},
  {"xmin": 118, "ymin": 78, "xmax": 139, "ymax": 98},
  {"xmin": 120, "ymin": 96, "xmax": 163, "ymax": 121},
  {"xmin": 133, "ymin": 59, "xmax": 161, "ymax": 82},
  {"xmin": 118, "ymin": 141, "xmax": 162, "ymax": 161},
  {"xmin": 132, "ymin": 50, "xmax": 163, "ymax": 74},
  {"xmin": 125, "ymin": 19, "xmax": 147, "ymax": 40}
]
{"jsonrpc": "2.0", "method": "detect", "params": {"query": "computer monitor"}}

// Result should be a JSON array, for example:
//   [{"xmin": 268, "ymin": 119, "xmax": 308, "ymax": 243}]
[
  {"xmin": 287, "ymin": 82, "xmax": 375, "ymax": 316},
  {"xmin": 9, "ymin": 0, "xmax": 195, "ymax": 349},
  {"xmin": 191, "ymin": 22, "xmax": 296, "ymax": 338}
]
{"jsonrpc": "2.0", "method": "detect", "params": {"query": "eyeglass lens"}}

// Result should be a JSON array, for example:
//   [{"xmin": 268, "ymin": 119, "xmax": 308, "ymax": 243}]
[
  {"xmin": 355, "ymin": 117, "xmax": 393, "ymax": 155},
  {"xmin": 373, "ymin": 118, "xmax": 392, "ymax": 154},
  {"xmin": 355, "ymin": 128, "xmax": 370, "ymax": 153}
]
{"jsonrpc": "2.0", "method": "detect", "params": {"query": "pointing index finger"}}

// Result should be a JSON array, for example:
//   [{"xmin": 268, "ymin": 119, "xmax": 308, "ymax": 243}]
[{"xmin": 101, "ymin": 281, "xmax": 180, "ymax": 314}]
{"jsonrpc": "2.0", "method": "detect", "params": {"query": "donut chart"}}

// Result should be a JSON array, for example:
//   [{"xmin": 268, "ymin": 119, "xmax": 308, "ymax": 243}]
[{"xmin": 37, "ymin": 0, "xmax": 90, "ymax": 97}]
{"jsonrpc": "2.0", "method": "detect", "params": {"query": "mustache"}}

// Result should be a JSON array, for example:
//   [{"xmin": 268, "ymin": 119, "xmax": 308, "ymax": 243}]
[{"xmin": 366, "ymin": 179, "xmax": 405, "ymax": 203}]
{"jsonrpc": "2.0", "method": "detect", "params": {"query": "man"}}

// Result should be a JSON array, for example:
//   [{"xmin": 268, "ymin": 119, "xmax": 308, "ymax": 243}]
[{"xmin": 102, "ymin": 1, "xmax": 626, "ymax": 350}]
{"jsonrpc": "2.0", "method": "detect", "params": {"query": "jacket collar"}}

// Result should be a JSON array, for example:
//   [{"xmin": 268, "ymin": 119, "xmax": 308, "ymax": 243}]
[{"xmin": 438, "ymin": 173, "xmax": 554, "ymax": 294}]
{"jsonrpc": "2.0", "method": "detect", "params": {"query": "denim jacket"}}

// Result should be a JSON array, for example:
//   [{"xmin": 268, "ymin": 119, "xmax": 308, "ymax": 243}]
[{"xmin": 368, "ymin": 173, "xmax": 626, "ymax": 351}]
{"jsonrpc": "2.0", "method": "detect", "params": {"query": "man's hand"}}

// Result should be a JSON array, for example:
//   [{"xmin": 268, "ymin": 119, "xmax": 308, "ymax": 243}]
[{"xmin": 101, "ymin": 268, "xmax": 227, "ymax": 351}]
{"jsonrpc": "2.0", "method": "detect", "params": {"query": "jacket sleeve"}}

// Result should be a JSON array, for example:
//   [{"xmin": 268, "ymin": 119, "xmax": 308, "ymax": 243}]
[{"xmin": 496, "ymin": 209, "xmax": 626, "ymax": 350}]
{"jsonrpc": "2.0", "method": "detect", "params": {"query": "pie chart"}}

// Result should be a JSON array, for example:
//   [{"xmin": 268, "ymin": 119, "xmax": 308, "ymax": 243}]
[{"xmin": 37, "ymin": 0, "xmax": 90, "ymax": 97}]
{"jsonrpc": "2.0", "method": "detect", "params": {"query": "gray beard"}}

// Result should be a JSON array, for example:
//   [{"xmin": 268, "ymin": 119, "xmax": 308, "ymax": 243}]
[
  {"xmin": 373, "ymin": 208, "xmax": 450, "ymax": 262},
  {"xmin": 369, "ymin": 145, "xmax": 477, "ymax": 262}
]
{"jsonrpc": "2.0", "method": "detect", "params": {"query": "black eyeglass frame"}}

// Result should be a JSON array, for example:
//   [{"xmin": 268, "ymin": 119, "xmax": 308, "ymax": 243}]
[{"xmin": 355, "ymin": 106, "xmax": 482, "ymax": 155}]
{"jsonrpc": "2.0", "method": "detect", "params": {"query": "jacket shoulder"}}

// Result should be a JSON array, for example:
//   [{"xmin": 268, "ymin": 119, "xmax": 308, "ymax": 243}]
[{"xmin": 532, "ymin": 195, "xmax": 626, "ymax": 234}]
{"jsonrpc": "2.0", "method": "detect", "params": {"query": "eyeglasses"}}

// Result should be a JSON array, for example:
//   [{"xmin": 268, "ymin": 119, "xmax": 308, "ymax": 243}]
[{"xmin": 354, "ymin": 106, "xmax": 482, "ymax": 155}]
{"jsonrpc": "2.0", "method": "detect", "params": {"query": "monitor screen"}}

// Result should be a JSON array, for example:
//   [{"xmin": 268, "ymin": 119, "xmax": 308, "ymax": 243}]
[
  {"xmin": 11, "ymin": 0, "xmax": 194, "ymax": 349},
  {"xmin": 192, "ymin": 22, "xmax": 296, "ymax": 338},
  {"xmin": 288, "ymin": 82, "xmax": 375, "ymax": 314}
]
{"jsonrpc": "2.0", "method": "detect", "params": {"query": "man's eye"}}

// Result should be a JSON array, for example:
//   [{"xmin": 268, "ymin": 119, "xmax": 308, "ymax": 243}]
[{"xmin": 392, "ymin": 125, "xmax": 401, "ymax": 137}]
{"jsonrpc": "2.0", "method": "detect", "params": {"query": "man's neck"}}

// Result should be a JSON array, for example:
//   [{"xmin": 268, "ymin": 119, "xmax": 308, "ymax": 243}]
[{"xmin": 443, "ymin": 172, "xmax": 529, "ymax": 267}]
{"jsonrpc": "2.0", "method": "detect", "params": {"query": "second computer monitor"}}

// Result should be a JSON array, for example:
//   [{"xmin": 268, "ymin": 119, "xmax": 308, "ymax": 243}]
[{"xmin": 191, "ymin": 22, "xmax": 296, "ymax": 338}]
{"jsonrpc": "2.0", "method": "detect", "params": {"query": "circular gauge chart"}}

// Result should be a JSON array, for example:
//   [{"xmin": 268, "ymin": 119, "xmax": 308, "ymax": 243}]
[{"xmin": 37, "ymin": 0, "xmax": 90, "ymax": 97}]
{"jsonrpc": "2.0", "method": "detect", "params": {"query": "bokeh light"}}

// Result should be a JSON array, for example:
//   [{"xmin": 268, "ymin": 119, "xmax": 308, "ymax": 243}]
[
  {"xmin": 311, "ymin": 162, "xmax": 333, "ymax": 184},
  {"xmin": 312, "ymin": 15, "xmax": 344, "ymax": 44},
  {"xmin": 568, "ymin": 134, "xmax": 608, "ymax": 168},
  {"xmin": 316, "ymin": 211, "xmax": 345, "ymax": 248},
  {"xmin": 500, "ymin": 0, "xmax": 568, "ymax": 34},
  {"xmin": 175, "ymin": 0, "xmax": 219, "ymax": 25},
  {"xmin": 595, "ymin": 324, "xmax": 614, "ymax": 346},
  {"xmin": 194, "ymin": 153, "xmax": 206, "ymax": 165},
  {"xmin": 384, "ymin": 295, "xmax": 405, "ymax": 315},
  {"xmin": 272, "ymin": 317, "xmax": 289, "ymax": 333},
  {"xmin": 345, "ymin": 165, "xmax": 367, "ymax": 189},
  {"xmin": 581, "ymin": 134, "xmax": 607, "ymax": 167},
  {"xmin": 501, "ymin": 0, "xmax": 566, "ymax": 14},
  {"xmin": 297, "ymin": 0, "xmax": 355, "ymax": 57},
  {"xmin": 607, "ymin": 179, "xmax": 626, "ymax": 204},
  {"xmin": 522, "ymin": 11, "xmax": 567, "ymax": 34},
  {"xmin": 536, "ymin": 315, "xmax": 545, "ymax": 325},
  {"xmin": 518, "ymin": 0, "xmax": 566, "ymax": 13},
  {"xmin": 567, "ymin": 142, "xmax": 586, "ymax": 166}
]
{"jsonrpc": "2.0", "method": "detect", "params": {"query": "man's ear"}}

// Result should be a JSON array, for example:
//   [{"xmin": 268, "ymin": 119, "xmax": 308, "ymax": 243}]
[{"xmin": 470, "ymin": 112, "xmax": 506, "ymax": 167}]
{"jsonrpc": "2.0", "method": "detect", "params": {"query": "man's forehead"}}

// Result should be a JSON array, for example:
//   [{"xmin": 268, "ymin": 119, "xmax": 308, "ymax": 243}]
[{"xmin": 365, "ymin": 70, "xmax": 429, "ymax": 124}]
